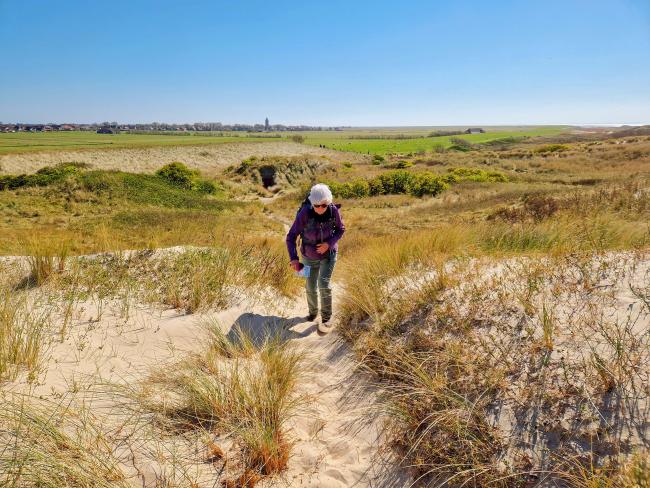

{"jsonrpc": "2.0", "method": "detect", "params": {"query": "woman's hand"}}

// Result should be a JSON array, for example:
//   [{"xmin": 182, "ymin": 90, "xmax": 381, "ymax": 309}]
[
  {"xmin": 290, "ymin": 260, "xmax": 301, "ymax": 271},
  {"xmin": 316, "ymin": 242, "xmax": 330, "ymax": 254}
]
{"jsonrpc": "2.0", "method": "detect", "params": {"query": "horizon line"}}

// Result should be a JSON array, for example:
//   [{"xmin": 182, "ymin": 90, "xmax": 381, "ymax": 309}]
[{"xmin": 1, "ymin": 121, "xmax": 649, "ymax": 129}]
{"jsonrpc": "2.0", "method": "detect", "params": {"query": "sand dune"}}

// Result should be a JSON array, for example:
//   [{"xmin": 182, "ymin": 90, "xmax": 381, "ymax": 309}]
[
  {"xmin": 0, "ymin": 141, "xmax": 366, "ymax": 176},
  {"xmin": 2, "ymin": 253, "xmax": 405, "ymax": 487}
]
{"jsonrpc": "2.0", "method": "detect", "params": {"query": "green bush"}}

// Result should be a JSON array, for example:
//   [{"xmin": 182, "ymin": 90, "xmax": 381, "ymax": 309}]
[
  {"xmin": 156, "ymin": 162, "xmax": 198, "ymax": 189},
  {"xmin": 372, "ymin": 154, "xmax": 385, "ymax": 165},
  {"xmin": 350, "ymin": 178, "xmax": 370, "ymax": 198},
  {"xmin": 386, "ymin": 170, "xmax": 415, "ymax": 193},
  {"xmin": 368, "ymin": 177, "xmax": 385, "ymax": 195},
  {"xmin": 394, "ymin": 160, "xmax": 412, "ymax": 169},
  {"xmin": 412, "ymin": 172, "xmax": 449, "ymax": 197},
  {"xmin": 193, "ymin": 178, "xmax": 220, "ymax": 195},
  {"xmin": 440, "ymin": 173, "xmax": 460, "ymax": 184},
  {"xmin": 154, "ymin": 162, "xmax": 219, "ymax": 193},
  {"xmin": 326, "ymin": 181, "xmax": 350, "ymax": 199},
  {"xmin": 0, "ymin": 163, "xmax": 85, "ymax": 190},
  {"xmin": 331, "ymin": 170, "xmax": 447, "ymax": 199},
  {"xmin": 328, "ymin": 167, "xmax": 502, "ymax": 200}
]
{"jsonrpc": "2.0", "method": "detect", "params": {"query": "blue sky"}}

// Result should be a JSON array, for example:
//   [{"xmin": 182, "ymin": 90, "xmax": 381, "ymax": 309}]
[{"xmin": 1, "ymin": 0, "xmax": 649, "ymax": 125}]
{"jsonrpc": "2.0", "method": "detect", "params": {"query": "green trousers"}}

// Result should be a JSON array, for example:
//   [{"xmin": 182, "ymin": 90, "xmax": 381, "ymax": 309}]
[{"xmin": 302, "ymin": 251, "xmax": 337, "ymax": 321}]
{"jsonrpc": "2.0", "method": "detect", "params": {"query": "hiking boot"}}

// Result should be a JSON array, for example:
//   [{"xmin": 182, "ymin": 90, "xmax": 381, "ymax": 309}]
[
  {"xmin": 318, "ymin": 318, "xmax": 333, "ymax": 335},
  {"xmin": 306, "ymin": 313, "xmax": 318, "ymax": 321}
]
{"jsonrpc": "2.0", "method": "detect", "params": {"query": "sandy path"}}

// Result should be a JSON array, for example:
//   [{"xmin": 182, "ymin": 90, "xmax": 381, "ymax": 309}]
[
  {"xmin": 261, "ymin": 295, "xmax": 406, "ymax": 488},
  {"xmin": 4, "ymin": 270, "xmax": 405, "ymax": 487}
]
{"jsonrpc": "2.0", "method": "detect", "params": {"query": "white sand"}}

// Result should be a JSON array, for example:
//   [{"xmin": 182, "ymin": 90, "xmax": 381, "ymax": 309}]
[{"xmin": 3, "ymin": 266, "xmax": 406, "ymax": 487}]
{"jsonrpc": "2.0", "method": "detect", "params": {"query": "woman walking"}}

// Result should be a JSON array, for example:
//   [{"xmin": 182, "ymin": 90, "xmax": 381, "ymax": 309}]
[{"xmin": 286, "ymin": 183, "xmax": 345, "ymax": 332}]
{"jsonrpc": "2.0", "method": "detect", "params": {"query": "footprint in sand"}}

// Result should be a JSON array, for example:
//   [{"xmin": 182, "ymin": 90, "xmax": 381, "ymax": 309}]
[{"xmin": 323, "ymin": 468, "xmax": 350, "ymax": 485}]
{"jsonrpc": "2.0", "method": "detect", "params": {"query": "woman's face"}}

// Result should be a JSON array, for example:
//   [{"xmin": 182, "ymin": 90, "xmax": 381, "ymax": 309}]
[{"xmin": 313, "ymin": 201, "xmax": 328, "ymax": 215}]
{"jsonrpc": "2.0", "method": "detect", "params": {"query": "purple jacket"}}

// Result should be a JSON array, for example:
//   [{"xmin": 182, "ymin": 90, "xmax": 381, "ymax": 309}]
[{"xmin": 286, "ymin": 204, "xmax": 345, "ymax": 261}]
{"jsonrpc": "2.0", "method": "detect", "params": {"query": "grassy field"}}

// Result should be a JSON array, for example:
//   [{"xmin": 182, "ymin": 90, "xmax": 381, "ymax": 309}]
[
  {"xmin": 0, "ymin": 131, "xmax": 281, "ymax": 154},
  {"xmin": 0, "ymin": 126, "xmax": 567, "ymax": 156},
  {"xmin": 300, "ymin": 126, "xmax": 568, "ymax": 155}
]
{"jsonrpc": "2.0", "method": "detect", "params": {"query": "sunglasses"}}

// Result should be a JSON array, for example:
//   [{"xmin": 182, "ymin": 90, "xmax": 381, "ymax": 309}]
[{"xmin": 313, "ymin": 203, "xmax": 328, "ymax": 209}]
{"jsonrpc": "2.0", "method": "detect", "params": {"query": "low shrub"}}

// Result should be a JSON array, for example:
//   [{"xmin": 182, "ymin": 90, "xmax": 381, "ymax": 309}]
[
  {"xmin": 155, "ymin": 162, "xmax": 219, "ymax": 194},
  {"xmin": 388, "ymin": 160, "xmax": 412, "ymax": 169},
  {"xmin": 192, "ymin": 178, "xmax": 220, "ymax": 194},
  {"xmin": 0, "ymin": 163, "xmax": 86, "ymax": 190},
  {"xmin": 328, "ymin": 170, "xmax": 449, "ymax": 199},
  {"xmin": 290, "ymin": 134, "xmax": 305, "ymax": 143},
  {"xmin": 155, "ymin": 161, "xmax": 198, "ymax": 189},
  {"xmin": 410, "ymin": 172, "xmax": 448, "ymax": 197},
  {"xmin": 449, "ymin": 137, "xmax": 474, "ymax": 151},
  {"xmin": 368, "ymin": 177, "xmax": 384, "ymax": 195},
  {"xmin": 328, "ymin": 178, "xmax": 371, "ymax": 199},
  {"xmin": 535, "ymin": 143, "xmax": 569, "ymax": 154},
  {"xmin": 449, "ymin": 167, "xmax": 508, "ymax": 182}
]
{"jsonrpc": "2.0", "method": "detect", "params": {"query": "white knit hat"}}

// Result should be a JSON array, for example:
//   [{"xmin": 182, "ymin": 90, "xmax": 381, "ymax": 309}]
[{"xmin": 308, "ymin": 183, "xmax": 333, "ymax": 205}]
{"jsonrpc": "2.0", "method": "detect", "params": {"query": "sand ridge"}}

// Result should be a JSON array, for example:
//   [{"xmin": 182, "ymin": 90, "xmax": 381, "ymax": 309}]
[{"xmin": 0, "ymin": 141, "xmax": 367, "ymax": 176}]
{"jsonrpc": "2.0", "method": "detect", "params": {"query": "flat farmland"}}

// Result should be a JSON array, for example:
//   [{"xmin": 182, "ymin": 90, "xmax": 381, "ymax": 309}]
[
  {"xmin": 300, "ymin": 126, "xmax": 568, "ymax": 155},
  {"xmin": 0, "ymin": 131, "xmax": 280, "ymax": 154},
  {"xmin": 0, "ymin": 126, "xmax": 568, "ymax": 157}
]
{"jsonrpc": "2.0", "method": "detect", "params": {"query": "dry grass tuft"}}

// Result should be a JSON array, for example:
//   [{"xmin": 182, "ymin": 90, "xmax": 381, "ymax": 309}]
[
  {"xmin": 0, "ymin": 290, "xmax": 50, "ymax": 382},
  {"xmin": 24, "ymin": 238, "xmax": 70, "ymax": 286},
  {"xmin": 0, "ymin": 394, "xmax": 130, "ymax": 488},
  {"xmin": 138, "ymin": 323, "xmax": 306, "ymax": 482}
]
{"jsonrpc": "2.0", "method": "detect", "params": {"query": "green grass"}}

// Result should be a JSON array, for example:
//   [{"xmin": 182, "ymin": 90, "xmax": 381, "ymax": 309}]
[
  {"xmin": 0, "ymin": 131, "xmax": 282, "ymax": 154},
  {"xmin": 0, "ymin": 164, "xmax": 264, "ymax": 254},
  {"xmin": 0, "ymin": 127, "xmax": 568, "ymax": 156},
  {"xmin": 300, "ymin": 127, "xmax": 567, "ymax": 155},
  {"xmin": 80, "ymin": 170, "xmax": 225, "ymax": 208}
]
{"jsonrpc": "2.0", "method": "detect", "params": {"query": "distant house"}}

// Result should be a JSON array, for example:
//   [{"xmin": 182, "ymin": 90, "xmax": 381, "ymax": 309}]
[
  {"xmin": 464, "ymin": 128, "xmax": 485, "ymax": 134},
  {"xmin": 61, "ymin": 124, "xmax": 75, "ymax": 131},
  {"xmin": 96, "ymin": 128, "xmax": 115, "ymax": 134}
]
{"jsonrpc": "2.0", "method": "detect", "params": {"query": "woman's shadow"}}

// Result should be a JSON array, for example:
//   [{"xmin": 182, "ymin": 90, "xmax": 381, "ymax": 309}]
[{"xmin": 226, "ymin": 313, "xmax": 317, "ymax": 348}]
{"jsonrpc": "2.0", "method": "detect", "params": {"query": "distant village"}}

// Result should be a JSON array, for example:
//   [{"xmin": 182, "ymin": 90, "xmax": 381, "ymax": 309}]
[{"xmin": 0, "ymin": 118, "xmax": 342, "ymax": 134}]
